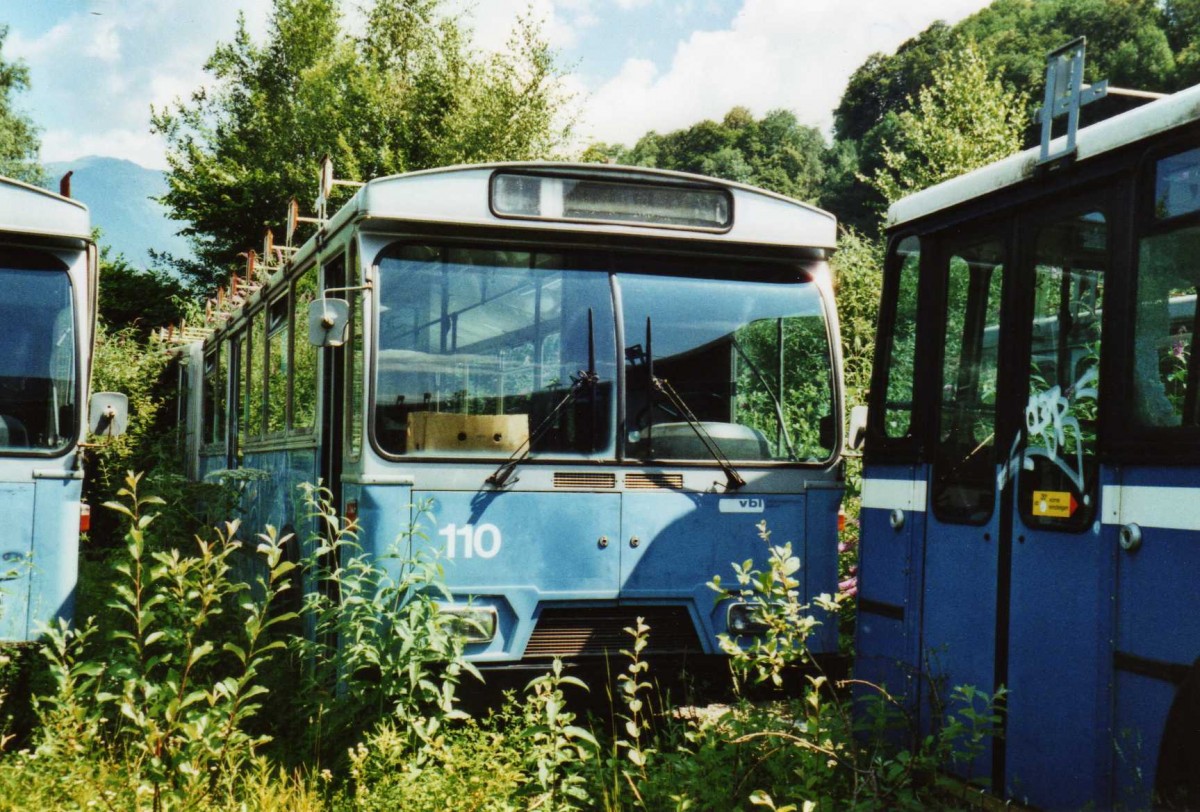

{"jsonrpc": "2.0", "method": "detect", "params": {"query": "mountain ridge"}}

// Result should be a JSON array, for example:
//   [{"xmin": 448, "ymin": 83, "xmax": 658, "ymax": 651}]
[{"xmin": 44, "ymin": 156, "xmax": 193, "ymax": 273}]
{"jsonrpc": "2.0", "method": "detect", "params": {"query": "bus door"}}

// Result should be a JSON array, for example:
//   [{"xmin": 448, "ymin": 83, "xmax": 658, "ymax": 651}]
[
  {"xmin": 1003, "ymin": 205, "xmax": 1111, "ymax": 808},
  {"xmin": 919, "ymin": 229, "xmax": 1010, "ymax": 784},
  {"xmin": 1112, "ymin": 144, "xmax": 1200, "ymax": 809},
  {"xmin": 857, "ymin": 235, "xmax": 926, "ymax": 713}
]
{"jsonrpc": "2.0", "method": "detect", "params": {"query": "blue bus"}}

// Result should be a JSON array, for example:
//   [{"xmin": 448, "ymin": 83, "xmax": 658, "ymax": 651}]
[
  {"xmin": 0, "ymin": 176, "xmax": 98, "ymax": 643},
  {"xmin": 856, "ymin": 43, "xmax": 1200, "ymax": 809},
  {"xmin": 180, "ymin": 162, "xmax": 846, "ymax": 666}
]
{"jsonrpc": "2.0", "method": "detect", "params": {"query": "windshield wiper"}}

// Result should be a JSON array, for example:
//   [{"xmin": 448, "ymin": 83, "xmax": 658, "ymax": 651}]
[
  {"xmin": 651, "ymin": 374, "xmax": 746, "ymax": 491},
  {"xmin": 641, "ymin": 317, "xmax": 745, "ymax": 491},
  {"xmin": 487, "ymin": 310, "xmax": 598, "ymax": 489}
]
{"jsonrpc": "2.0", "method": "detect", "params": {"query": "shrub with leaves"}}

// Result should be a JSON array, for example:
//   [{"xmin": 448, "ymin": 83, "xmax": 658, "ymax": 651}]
[
  {"xmin": 519, "ymin": 658, "xmax": 598, "ymax": 810},
  {"xmin": 710, "ymin": 520, "xmax": 841, "ymax": 692},
  {"xmin": 31, "ymin": 471, "xmax": 297, "ymax": 809},
  {"xmin": 292, "ymin": 484, "xmax": 480, "ymax": 769}
]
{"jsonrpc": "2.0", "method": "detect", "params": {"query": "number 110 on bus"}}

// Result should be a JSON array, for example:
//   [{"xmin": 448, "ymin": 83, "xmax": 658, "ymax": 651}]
[{"xmin": 437, "ymin": 523, "xmax": 503, "ymax": 559}]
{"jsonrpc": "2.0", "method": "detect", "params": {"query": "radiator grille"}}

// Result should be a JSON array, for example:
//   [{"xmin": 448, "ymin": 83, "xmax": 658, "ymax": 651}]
[
  {"xmin": 553, "ymin": 472, "xmax": 617, "ymax": 489},
  {"xmin": 625, "ymin": 472, "xmax": 684, "ymax": 489},
  {"xmin": 523, "ymin": 606, "xmax": 701, "ymax": 659}
]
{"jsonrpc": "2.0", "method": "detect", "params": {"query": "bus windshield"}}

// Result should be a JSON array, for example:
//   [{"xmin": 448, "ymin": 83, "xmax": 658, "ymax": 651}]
[
  {"xmin": 0, "ymin": 253, "xmax": 76, "ymax": 453},
  {"xmin": 620, "ymin": 266, "xmax": 834, "ymax": 462},
  {"xmin": 372, "ymin": 243, "xmax": 834, "ymax": 463}
]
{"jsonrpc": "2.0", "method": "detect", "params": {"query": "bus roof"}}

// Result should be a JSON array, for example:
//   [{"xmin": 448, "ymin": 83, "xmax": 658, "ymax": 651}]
[
  {"xmin": 303, "ymin": 162, "xmax": 837, "ymax": 259},
  {"xmin": 0, "ymin": 175, "xmax": 90, "ymax": 241},
  {"xmin": 887, "ymin": 82, "xmax": 1200, "ymax": 229}
]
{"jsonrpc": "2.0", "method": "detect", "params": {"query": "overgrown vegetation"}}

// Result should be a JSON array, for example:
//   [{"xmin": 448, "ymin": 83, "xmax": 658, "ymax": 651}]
[{"xmin": 0, "ymin": 477, "xmax": 1002, "ymax": 810}]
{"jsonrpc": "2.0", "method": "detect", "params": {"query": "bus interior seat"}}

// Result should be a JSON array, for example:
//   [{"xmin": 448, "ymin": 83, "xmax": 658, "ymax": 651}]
[{"xmin": 0, "ymin": 414, "xmax": 29, "ymax": 447}]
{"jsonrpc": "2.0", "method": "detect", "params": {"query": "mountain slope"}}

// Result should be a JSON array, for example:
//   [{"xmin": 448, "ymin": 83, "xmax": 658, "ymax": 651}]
[{"xmin": 44, "ymin": 156, "xmax": 192, "ymax": 270}]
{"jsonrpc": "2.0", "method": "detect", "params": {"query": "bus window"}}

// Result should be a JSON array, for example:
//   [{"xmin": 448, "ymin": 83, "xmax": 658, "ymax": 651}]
[
  {"xmin": 880, "ymin": 236, "xmax": 920, "ymax": 439},
  {"xmin": 620, "ymin": 262, "xmax": 834, "ymax": 462},
  {"xmin": 1018, "ymin": 211, "xmax": 1105, "ymax": 530},
  {"xmin": 373, "ymin": 245, "xmax": 616, "ymax": 457},
  {"xmin": 202, "ymin": 345, "xmax": 225, "ymax": 447},
  {"xmin": 932, "ymin": 238, "xmax": 1005, "ymax": 523},
  {"xmin": 1134, "ymin": 148, "xmax": 1200, "ymax": 428},
  {"xmin": 292, "ymin": 267, "xmax": 318, "ymax": 433},
  {"xmin": 266, "ymin": 296, "xmax": 289, "ymax": 434},
  {"xmin": 0, "ymin": 252, "xmax": 75, "ymax": 453},
  {"xmin": 248, "ymin": 309, "xmax": 265, "ymax": 438}
]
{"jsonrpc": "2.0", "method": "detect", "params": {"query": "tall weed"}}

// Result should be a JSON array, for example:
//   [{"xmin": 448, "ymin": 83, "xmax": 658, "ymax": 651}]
[
  {"xmin": 32, "ymin": 471, "xmax": 298, "ymax": 809},
  {"xmin": 290, "ymin": 484, "xmax": 480, "ymax": 769}
]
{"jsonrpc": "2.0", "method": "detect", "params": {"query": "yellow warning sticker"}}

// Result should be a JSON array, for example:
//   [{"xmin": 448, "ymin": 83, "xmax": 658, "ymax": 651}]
[{"xmin": 1032, "ymin": 490, "xmax": 1078, "ymax": 518}]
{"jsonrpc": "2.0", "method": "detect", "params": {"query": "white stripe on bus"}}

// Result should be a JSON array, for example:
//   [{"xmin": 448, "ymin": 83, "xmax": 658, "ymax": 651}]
[
  {"xmin": 861, "ymin": 478, "xmax": 928, "ymax": 512},
  {"xmin": 1101, "ymin": 485, "xmax": 1200, "ymax": 531}
]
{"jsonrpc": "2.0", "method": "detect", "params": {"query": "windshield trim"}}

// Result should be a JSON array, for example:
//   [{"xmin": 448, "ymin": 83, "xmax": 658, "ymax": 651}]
[
  {"xmin": 365, "ymin": 239, "xmax": 839, "ymax": 468},
  {"xmin": 0, "ymin": 256, "xmax": 83, "ymax": 459}
]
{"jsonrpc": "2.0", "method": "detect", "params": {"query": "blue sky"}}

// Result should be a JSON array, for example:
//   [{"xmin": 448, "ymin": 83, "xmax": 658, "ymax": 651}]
[{"xmin": 4, "ymin": 0, "xmax": 992, "ymax": 169}]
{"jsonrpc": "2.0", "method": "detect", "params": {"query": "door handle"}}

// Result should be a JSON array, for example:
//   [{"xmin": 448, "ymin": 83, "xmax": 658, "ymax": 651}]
[
  {"xmin": 1118, "ymin": 523, "xmax": 1142, "ymax": 552},
  {"xmin": 890, "ymin": 509, "xmax": 906, "ymax": 531}
]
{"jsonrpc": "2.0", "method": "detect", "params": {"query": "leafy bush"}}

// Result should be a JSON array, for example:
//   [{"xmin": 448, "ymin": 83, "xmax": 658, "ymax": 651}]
[
  {"xmin": 290, "ymin": 485, "xmax": 480, "ymax": 769},
  {"xmin": 31, "ymin": 472, "xmax": 297, "ymax": 809}
]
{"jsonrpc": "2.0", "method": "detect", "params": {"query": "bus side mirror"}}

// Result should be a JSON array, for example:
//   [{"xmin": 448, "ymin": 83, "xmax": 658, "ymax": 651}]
[
  {"xmin": 89, "ymin": 392, "xmax": 128, "ymax": 437},
  {"xmin": 308, "ymin": 298, "xmax": 350, "ymax": 347},
  {"xmin": 847, "ymin": 404, "xmax": 868, "ymax": 451}
]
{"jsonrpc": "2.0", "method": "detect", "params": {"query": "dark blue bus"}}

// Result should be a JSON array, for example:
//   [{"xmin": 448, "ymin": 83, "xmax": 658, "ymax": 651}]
[{"xmin": 857, "ymin": 46, "xmax": 1200, "ymax": 809}]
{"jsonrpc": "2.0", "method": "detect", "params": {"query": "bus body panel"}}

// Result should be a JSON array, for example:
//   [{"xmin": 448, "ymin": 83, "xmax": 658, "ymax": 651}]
[
  {"xmin": 28, "ymin": 474, "xmax": 83, "ymax": 638},
  {"xmin": 918, "ymin": 486, "xmax": 1000, "ymax": 780},
  {"xmin": 856, "ymin": 466, "xmax": 926, "ymax": 716},
  {"xmin": 0, "ymin": 482, "xmax": 35, "ymax": 640},
  {"xmin": 1108, "ymin": 468, "xmax": 1200, "ymax": 807},
  {"xmin": 1005, "ymin": 478, "xmax": 1115, "ymax": 808},
  {"xmin": 235, "ymin": 447, "xmax": 319, "ymax": 540}
]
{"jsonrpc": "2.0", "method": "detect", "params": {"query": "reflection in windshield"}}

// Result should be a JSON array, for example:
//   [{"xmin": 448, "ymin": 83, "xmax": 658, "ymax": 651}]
[
  {"xmin": 0, "ymin": 254, "xmax": 76, "ymax": 453},
  {"xmin": 374, "ymin": 245, "xmax": 616, "ymax": 457},
  {"xmin": 621, "ymin": 271, "xmax": 834, "ymax": 462},
  {"xmin": 372, "ymin": 244, "xmax": 835, "ymax": 463}
]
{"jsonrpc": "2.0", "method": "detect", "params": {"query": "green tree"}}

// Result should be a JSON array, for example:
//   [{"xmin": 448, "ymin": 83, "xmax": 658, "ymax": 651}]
[
  {"xmin": 589, "ymin": 107, "xmax": 828, "ymax": 202},
  {"xmin": 97, "ymin": 245, "xmax": 188, "ymax": 337},
  {"xmin": 0, "ymin": 25, "xmax": 42, "ymax": 184},
  {"xmin": 153, "ymin": 0, "xmax": 573, "ymax": 291},
  {"xmin": 869, "ymin": 43, "xmax": 1027, "ymax": 206}
]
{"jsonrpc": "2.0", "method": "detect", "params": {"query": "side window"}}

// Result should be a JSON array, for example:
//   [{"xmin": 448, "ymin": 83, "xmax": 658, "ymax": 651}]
[
  {"xmin": 266, "ymin": 296, "xmax": 289, "ymax": 434},
  {"xmin": 293, "ymin": 268, "xmax": 318, "ymax": 433},
  {"xmin": 1018, "ymin": 211, "xmax": 1106, "ymax": 530},
  {"xmin": 230, "ymin": 336, "xmax": 244, "ymax": 460},
  {"xmin": 932, "ymin": 237, "xmax": 1005, "ymax": 523},
  {"xmin": 877, "ymin": 236, "xmax": 920, "ymax": 439},
  {"xmin": 202, "ymin": 345, "xmax": 226, "ymax": 447},
  {"xmin": 248, "ymin": 310, "xmax": 265, "ymax": 439},
  {"xmin": 1133, "ymin": 147, "xmax": 1200, "ymax": 428}
]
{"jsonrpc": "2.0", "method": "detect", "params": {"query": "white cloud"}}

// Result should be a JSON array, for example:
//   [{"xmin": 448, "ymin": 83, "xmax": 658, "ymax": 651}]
[
  {"xmin": 456, "ymin": 0, "xmax": 598, "ymax": 52},
  {"xmin": 12, "ymin": 0, "xmax": 274, "ymax": 167},
  {"xmin": 577, "ymin": 0, "xmax": 991, "ymax": 146},
  {"xmin": 41, "ymin": 128, "xmax": 170, "ymax": 170}
]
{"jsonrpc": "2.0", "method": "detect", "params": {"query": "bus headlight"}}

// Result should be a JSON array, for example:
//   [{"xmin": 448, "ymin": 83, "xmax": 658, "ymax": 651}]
[
  {"xmin": 438, "ymin": 605, "xmax": 498, "ymax": 643},
  {"xmin": 726, "ymin": 602, "xmax": 770, "ymax": 636}
]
